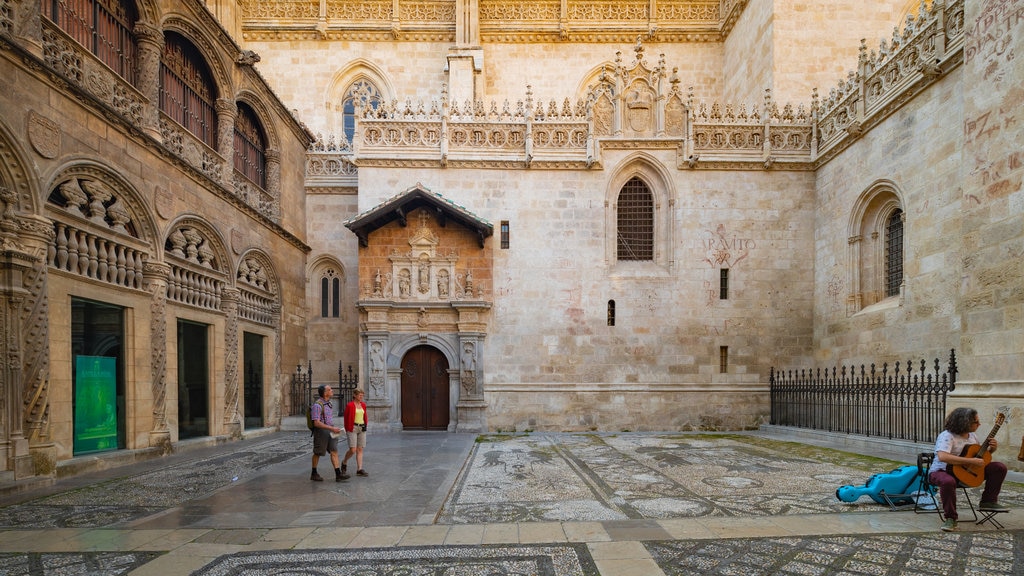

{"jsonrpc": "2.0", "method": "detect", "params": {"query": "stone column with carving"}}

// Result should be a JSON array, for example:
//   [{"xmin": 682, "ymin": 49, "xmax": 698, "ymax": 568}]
[
  {"xmin": 143, "ymin": 260, "xmax": 172, "ymax": 451},
  {"xmin": 221, "ymin": 286, "xmax": 242, "ymax": 438},
  {"xmin": 134, "ymin": 22, "xmax": 165, "ymax": 141},
  {"xmin": 453, "ymin": 300, "xmax": 490, "ymax": 432},
  {"xmin": 10, "ymin": 0, "xmax": 44, "ymax": 56},
  {"xmin": 363, "ymin": 332, "xmax": 393, "ymax": 431},
  {"xmin": 265, "ymin": 148, "xmax": 281, "ymax": 221},
  {"xmin": 216, "ymin": 98, "xmax": 238, "ymax": 188},
  {"xmin": 269, "ymin": 301, "xmax": 282, "ymax": 425},
  {"xmin": 4, "ymin": 209, "xmax": 55, "ymax": 478}
]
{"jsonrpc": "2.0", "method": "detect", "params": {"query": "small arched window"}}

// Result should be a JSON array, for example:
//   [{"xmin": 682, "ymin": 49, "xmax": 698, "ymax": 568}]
[
  {"xmin": 848, "ymin": 182, "xmax": 905, "ymax": 312},
  {"xmin": 234, "ymin": 102, "xmax": 267, "ymax": 189},
  {"xmin": 42, "ymin": 0, "xmax": 139, "ymax": 84},
  {"xmin": 616, "ymin": 177, "xmax": 654, "ymax": 261},
  {"xmin": 884, "ymin": 209, "xmax": 904, "ymax": 298},
  {"xmin": 160, "ymin": 32, "xmax": 218, "ymax": 148},
  {"xmin": 342, "ymin": 80, "xmax": 383, "ymax": 145}
]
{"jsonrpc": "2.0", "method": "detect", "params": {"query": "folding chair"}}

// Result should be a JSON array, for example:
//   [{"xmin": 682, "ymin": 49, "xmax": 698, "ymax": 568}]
[{"xmin": 915, "ymin": 452, "xmax": 977, "ymax": 522}]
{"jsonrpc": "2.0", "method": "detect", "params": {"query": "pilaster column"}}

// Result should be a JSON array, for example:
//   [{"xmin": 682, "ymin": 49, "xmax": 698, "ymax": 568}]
[
  {"xmin": 134, "ymin": 22, "xmax": 164, "ymax": 141},
  {"xmin": 11, "ymin": 0, "xmax": 44, "ymax": 56},
  {"xmin": 221, "ymin": 287, "xmax": 242, "ymax": 438},
  {"xmin": 2, "ymin": 212, "xmax": 54, "ymax": 478},
  {"xmin": 215, "ymin": 98, "xmax": 238, "ymax": 188},
  {"xmin": 265, "ymin": 148, "xmax": 281, "ymax": 220},
  {"xmin": 143, "ymin": 260, "xmax": 172, "ymax": 451}
]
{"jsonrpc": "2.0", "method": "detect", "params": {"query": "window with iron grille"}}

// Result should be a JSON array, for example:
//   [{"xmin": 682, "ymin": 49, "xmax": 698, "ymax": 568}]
[
  {"xmin": 719, "ymin": 346, "xmax": 728, "ymax": 373},
  {"xmin": 500, "ymin": 221, "xmax": 510, "ymax": 249},
  {"xmin": 616, "ymin": 177, "xmax": 654, "ymax": 261},
  {"xmin": 43, "ymin": 0, "xmax": 138, "ymax": 85},
  {"xmin": 885, "ymin": 208, "xmax": 903, "ymax": 298},
  {"xmin": 607, "ymin": 300, "xmax": 615, "ymax": 326},
  {"xmin": 234, "ymin": 102, "xmax": 267, "ymax": 189},
  {"xmin": 720, "ymin": 268, "xmax": 729, "ymax": 300},
  {"xmin": 160, "ymin": 32, "xmax": 217, "ymax": 149}
]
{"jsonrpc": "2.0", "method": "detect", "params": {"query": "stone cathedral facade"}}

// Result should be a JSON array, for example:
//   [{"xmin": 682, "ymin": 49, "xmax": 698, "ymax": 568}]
[{"xmin": 2, "ymin": 0, "xmax": 1024, "ymax": 479}]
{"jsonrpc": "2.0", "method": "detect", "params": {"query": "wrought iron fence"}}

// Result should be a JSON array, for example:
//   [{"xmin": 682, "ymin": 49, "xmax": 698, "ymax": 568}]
[
  {"xmin": 290, "ymin": 361, "xmax": 359, "ymax": 416},
  {"xmin": 290, "ymin": 361, "xmax": 313, "ymax": 416},
  {"xmin": 770, "ymin": 350, "xmax": 957, "ymax": 443}
]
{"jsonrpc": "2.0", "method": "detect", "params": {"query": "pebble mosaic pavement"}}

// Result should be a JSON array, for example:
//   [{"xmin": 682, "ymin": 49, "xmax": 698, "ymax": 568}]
[{"xmin": 1, "ymin": 432, "xmax": 1022, "ymax": 575}]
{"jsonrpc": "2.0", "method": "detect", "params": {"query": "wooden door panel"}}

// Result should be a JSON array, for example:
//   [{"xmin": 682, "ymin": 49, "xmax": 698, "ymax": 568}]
[
  {"xmin": 429, "ymin": 356, "xmax": 449, "ymax": 429},
  {"xmin": 400, "ymin": 351, "xmax": 423, "ymax": 428},
  {"xmin": 401, "ymin": 345, "xmax": 449, "ymax": 430}
]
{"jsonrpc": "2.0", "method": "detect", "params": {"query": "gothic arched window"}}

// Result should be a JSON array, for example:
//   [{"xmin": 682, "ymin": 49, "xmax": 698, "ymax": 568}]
[
  {"xmin": 42, "ymin": 0, "xmax": 139, "ymax": 84},
  {"xmin": 884, "ymin": 209, "xmax": 904, "ymax": 298},
  {"xmin": 320, "ymin": 268, "xmax": 341, "ymax": 318},
  {"xmin": 342, "ymin": 79, "xmax": 383, "ymax": 145},
  {"xmin": 234, "ymin": 102, "xmax": 267, "ymax": 189},
  {"xmin": 616, "ymin": 177, "xmax": 654, "ymax": 261},
  {"xmin": 160, "ymin": 32, "xmax": 217, "ymax": 148}
]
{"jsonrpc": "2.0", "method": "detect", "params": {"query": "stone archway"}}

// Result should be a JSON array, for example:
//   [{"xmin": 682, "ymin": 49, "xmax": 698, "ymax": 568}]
[{"xmin": 399, "ymin": 345, "xmax": 450, "ymax": 430}]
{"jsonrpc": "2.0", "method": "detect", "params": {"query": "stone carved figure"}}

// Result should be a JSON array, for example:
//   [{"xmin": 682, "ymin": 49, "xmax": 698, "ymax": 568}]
[
  {"xmin": 437, "ymin": 269, "xmax": 450, "ymax": 298},
  {"xmin": 373, "ymin": 269, "xmax": 383, "ymax": 297},
  {"xmin": 418, "ymin": 258, "xmax": 430, "ymax": 294},
  {"xmin": 399, "ymin": 268, "xmax": 411, "ymax": 298}
]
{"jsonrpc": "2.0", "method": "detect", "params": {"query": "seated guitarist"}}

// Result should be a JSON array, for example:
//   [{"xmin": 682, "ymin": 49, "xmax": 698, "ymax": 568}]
[{"xmin": 929, "ymin": 407, "xmax": 1008, "ymax": 532}]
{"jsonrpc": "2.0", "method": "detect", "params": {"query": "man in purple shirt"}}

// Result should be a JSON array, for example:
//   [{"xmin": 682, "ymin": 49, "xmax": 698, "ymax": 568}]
[{"xmin": 310, "ymin": 385, "xmax": 350, "ymax": 482}]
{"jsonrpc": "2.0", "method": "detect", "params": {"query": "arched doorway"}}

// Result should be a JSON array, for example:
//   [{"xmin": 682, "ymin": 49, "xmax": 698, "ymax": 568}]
[{"xmin": 400, "ymin": 345, "xmax": 450, "ymax": 430}]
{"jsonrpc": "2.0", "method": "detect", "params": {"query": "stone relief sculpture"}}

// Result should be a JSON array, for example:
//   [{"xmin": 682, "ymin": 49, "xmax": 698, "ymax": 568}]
[
  {"xmin": 461, "ymin": 341, "xmax": 476, "ymax": 395},
  {"xmin": 369, "ymin": 340, "xmax": 385, "ymax": 398}
]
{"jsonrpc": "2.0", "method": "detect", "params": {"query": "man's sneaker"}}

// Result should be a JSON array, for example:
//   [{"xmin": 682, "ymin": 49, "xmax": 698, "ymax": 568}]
[
  {"xmin": 336, "ymin": 473, "xmax": 350, "ymax": 482},
  {"xmin": 357, "ymin": 469, "xmax": 369, "ymax": 477},
  {"xmin": 940, "ymin": 518, "xmax": 958, "ymax": 532},
  {"xmin": 980, "ymin": 501, "xmax": 1009, "ymax": 511},
  {"xmin": 311, "ymin": 471, "xmax": 324, "ymax": 482}
]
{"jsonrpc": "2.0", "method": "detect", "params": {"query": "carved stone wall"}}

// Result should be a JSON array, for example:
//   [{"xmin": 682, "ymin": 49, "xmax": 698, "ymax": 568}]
[{"xmin": 355, "ymin": 207, "xmax": 492, "ymax": 432}]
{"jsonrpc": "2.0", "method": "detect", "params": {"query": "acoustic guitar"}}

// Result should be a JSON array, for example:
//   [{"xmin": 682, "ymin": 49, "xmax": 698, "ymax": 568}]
[{"xmin": 952, "ymin": 412, "xmax": 1006, "ymax": 488}]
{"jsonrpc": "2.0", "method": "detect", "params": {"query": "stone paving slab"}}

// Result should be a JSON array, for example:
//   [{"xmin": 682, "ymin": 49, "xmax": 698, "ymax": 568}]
[{"xmin": 189, "ymin": 544, "xmax": 601, "ymax": 576}]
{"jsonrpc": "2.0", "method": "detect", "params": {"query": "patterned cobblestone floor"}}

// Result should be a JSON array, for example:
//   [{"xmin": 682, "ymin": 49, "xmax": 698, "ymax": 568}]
[
  {"xmin": 1, "ymin": 432, "xmax": 1022, "ymax": 575},
  {"xmin": 646, "ymin": 531, "xmax": 1024, "ymax": 575},
  {"xmin": 438, "ymin": 433, "xmax": 1024, "ymax": 523}
]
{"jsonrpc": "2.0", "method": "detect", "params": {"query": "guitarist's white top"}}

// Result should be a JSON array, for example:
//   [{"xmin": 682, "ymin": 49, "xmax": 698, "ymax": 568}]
[{"xmin": 930, "ymin": 430, "xmax": 978, "ymax": 473}]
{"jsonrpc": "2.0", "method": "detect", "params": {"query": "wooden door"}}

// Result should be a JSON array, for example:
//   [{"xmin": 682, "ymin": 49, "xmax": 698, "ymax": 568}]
[{"xmin": 400, "ymin": 345, "xmax": 450, "ymax": 430}]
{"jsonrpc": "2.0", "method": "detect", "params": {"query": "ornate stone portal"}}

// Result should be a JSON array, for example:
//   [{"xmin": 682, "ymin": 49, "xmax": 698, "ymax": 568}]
[{"xmin": 346, "ymin": 186, "xmax": 492, "ymax": 432}]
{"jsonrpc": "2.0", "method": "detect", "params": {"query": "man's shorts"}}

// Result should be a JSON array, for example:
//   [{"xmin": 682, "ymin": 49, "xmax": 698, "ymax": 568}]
[
  {"xmin": 313, "ymin": 428, "xmax": 338, "ymax": 456},
  {"xmin": 346, "ymin": 428, "xmax": 367, "ymax": 449}
]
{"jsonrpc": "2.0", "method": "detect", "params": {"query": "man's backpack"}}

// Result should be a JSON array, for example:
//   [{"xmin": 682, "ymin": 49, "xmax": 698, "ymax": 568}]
[{"xmin": 306, "ymin": 399, "xmax": 323, "ymax": 436}]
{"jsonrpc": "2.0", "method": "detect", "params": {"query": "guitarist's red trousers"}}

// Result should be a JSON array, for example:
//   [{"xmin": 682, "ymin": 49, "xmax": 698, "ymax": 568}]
[{"xmin": 928, "ymin": 463, "xmax": 1007, "ymax": 520}]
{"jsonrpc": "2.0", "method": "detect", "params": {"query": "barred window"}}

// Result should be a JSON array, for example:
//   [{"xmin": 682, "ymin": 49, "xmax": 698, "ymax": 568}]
[
  {"xmin": 343, "ymin": 80, "xmax": 382, "ymax": 145},
  {"xmin": 234, "ymin": 102, "xmax": 267, "ymax": 189},
  {"xmin": 42, "ymin": 0, "xmax": 138, "ymax": 85},
  {"xmin": 160, "ymin": 32, "xmax": 217, "ymax": 149},
  {"xmin": 885, "ymin": 209, "xmax": 903, "ymax": 298},
  {"xmin": 616, "ymin": 177, "xmax": 654, "ymax": 261}
]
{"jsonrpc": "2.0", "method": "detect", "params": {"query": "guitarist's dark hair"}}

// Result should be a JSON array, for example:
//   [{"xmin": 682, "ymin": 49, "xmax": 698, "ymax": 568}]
[{"xmin": 944, "ymin": 407, "xmax": 978, "ymax": 435}]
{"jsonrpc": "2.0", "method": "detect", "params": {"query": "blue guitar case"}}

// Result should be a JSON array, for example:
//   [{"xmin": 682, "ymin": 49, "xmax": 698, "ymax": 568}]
[{"xmin": 835, "ymin": 465, "xmax": 921, "ymax": 505}]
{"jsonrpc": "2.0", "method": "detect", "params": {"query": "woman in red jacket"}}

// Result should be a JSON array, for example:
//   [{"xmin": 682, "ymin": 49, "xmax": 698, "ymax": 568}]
[{"xmin": 342, "ymin": 389, "xmax": 369, "ymax": 476}]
